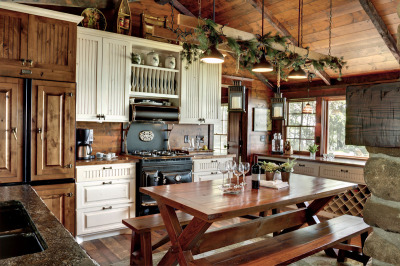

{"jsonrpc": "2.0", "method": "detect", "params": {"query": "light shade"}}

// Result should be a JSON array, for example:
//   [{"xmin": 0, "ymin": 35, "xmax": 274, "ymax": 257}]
[
  {"xmin": 302, "ymin": 102, "xmax": 313, "ymax": 114},
  {"xmin": 288, "ymin": 68, "xmax": 307, "ymax": 79},
  {"xmin": 252, "ymin": 54, "xmax": 273, "ymax": 72},
  {"xmin": 200, "ymin": 45, "xmax": 224, "ymax": 64}
]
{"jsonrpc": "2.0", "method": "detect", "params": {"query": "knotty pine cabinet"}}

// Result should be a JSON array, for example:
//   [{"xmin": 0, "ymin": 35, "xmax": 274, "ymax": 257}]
[
  {"xmin": 33, "ymin": 183, "xmax": 75, "ymax": 235},
  {"xmin": 180, "ymin": 59, "xmax": 222, "ymax": 124},
  {"xmin": 76, "ymin": 28, "xmax": 130, "ymax": 122},
  {"xmin": 31, "ymin": 80, "xmax": 75, "ymax": 181},
  {"xmin": 0, "ymin": 77, "xmax": 23, "ymax": 184},
  {"xmin": 0, "ymin": 9, "xmax": 77, "ymax": 82}
]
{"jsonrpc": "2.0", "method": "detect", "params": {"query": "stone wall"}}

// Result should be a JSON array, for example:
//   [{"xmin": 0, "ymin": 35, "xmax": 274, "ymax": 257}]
[{"xmin": 363, "ymin": 147, "xmax": 400, "ymax": 265}]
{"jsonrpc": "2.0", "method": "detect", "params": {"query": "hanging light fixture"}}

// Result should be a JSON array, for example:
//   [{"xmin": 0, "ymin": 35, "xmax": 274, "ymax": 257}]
[
  {"xmin": 252, "ymin": 0, "xmax": 273, "ymax": 72},
  {"xmin": 200, "ymin": 0, "xmax": 224, "ymax": 64},
  {"xmin": 302, "ymin": 73, "xmax": 313, "ymax": 114},
  {"xmin": 288, "ymin": 0, "xmax": 307, "ymax": 79}
]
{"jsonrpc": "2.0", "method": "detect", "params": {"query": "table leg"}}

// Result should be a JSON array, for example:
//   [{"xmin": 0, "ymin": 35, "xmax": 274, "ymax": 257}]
[{"xmin": 157, "ymin": 200, "xmax": 212, "ymax": 266}]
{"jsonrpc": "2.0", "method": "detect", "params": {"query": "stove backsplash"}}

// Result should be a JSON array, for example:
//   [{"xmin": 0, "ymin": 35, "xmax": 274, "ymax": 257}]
[
  {"xmin": 167, "ymin": 124, "xmax": 213, "ymax": 150},
  {"xmin": 125, "ymin": 123, "xmax": 168, "ymax": 152}
]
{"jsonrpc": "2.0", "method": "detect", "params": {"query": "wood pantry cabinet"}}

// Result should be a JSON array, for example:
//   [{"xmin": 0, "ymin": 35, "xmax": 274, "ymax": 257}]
[
  {"xmin": 0, "ymin": 77, "xmax": 23, "ymax": 184},
  {"xmin": 76, "ymin": 28, "xmax": 130, "ymax": 122},
  {"xmin": 180, "ymin": 59, "xmax": 222, "ymax": 124},
  {"xmin": 33, "ymin": 183, "xmax": 75, "ymax": 235},
  {"xmin": 0, "ymin": 9, "xmax": 77, "ymax": 82},
  {"xmin": 31, "ymin": 80, "xmax": 75, "ymax": 181}
]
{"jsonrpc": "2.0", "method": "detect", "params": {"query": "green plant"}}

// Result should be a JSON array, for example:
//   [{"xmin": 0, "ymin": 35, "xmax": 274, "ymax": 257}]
[
  {"xmin": 307, "ymin": 144, "xmax": 319, "ymax": 153},
  {"xmin": 280, "ymin": 158, "xmax": 297, "ymax": 172},
  {"xmin": 261, "ymin": 161, "xmax": 279, "ymax": 173}
]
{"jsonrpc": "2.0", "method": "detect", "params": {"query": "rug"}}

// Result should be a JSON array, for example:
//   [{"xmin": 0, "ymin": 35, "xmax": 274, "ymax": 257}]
[{"xmin": 111, "ymin": 235, "xmax": 370, "ymax": 266}]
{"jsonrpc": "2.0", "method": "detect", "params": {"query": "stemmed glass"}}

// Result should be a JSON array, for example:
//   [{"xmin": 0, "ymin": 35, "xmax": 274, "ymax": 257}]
[
  {"xmin": 242, "ymin": 162, "xmax": 250, "ymax": 186},
  {"xmin": 218, "ymin": 162, "xmax": 229, "ymax": 187},
  {"xmin": 234, "ymin": 163, "xmax": 243, "ymax": 188},
  {"xmin": 226, "ymin": 160, "xmax": 236, "ymax": 187}
]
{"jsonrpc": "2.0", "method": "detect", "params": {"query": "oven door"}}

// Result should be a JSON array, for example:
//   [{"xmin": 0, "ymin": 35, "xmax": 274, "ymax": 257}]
[{"xmin": 161, "ymin": 171, "xmax": 192, "ymax": 184}]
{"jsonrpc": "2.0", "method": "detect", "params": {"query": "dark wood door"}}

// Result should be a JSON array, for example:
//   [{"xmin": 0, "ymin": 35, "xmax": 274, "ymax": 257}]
[
  {"xmin": 0, "ymin": 77, "xmax": 23, "ymax": 183},
  {"xmin": 228, "ymin": 112, "xmax": 241, "ymax": 163},
  {"xmin": 33, "ymin": 183, "xmax": 75, "ymax": 236},
  {"xmin": 0, "ymin": 9, "xmax": 28, "ymax": 77},
  {"xmin": 31, "ymin": 80, "xmax": 75, "ymax": 181},
  {"xmin": 27, "ymin": 15, "xmax": 77, "ymax": 82}
]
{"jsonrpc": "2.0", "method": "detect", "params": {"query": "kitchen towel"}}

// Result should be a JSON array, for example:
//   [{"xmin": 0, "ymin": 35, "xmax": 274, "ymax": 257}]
[{"xmin": 260, "ymin": 180, "xmax": 289, "ymax": 189}]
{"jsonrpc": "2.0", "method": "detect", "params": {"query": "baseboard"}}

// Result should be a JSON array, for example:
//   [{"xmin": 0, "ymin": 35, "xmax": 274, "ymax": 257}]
[{"xmin": 76, "ymin": 228, "xmax": 131, "ymax": 244}]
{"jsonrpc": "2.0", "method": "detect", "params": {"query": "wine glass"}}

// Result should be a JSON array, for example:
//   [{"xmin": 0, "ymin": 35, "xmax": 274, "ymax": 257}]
[
  {"xmin": 234, "ymin": 163, "xmax": 243, "ymax": 188},
  {"xmin": 242, "ymin": 162, "xmax": 250, "ymax": 186},
  {"xmin": 218, "ymin": 162, "xmax": 229, "ymax": 187},
  {"xmin": 226, "ymin": 160, "xmax": 236, "ymax": 186}
]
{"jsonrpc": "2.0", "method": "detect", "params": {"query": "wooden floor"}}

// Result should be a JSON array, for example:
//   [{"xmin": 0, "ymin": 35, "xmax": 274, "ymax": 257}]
[{"xmin": 80, "ymin": 215, "xmax": 362, "ymax": 266}]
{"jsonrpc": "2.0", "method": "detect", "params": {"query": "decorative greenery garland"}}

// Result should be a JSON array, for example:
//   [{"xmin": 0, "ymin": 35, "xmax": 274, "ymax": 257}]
[{"xmin": 181, "ymin": 18, "xmax": 346, "ymax": 81}]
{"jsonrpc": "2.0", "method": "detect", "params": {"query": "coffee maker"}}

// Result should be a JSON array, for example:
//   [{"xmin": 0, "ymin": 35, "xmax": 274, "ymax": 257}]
[{"xmin": 76, "ymin": 128, "xmax": 94, "ymax": 160}]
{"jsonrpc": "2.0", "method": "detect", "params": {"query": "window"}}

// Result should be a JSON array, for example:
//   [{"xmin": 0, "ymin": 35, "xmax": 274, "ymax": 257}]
[
  {"xmin": 326, "ymin": 99, "xmax": 368, "ymax": 157},
  {"xmin": 214, "ymin": 105, "xmax": 228, "ymax": 153},
  {"xmin": 286, "ymin": 101, "xmax": 316, "ymax": 152}
]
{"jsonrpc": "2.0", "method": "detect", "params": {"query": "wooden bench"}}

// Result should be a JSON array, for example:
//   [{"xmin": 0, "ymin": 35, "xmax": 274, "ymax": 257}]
[
  {"xmin": 195, "ymin": 214, "xmax": 371, "ymax": 266},
  {"xmin": 122, "ymin": 211, "xmax": 193, "ymax": 265}
]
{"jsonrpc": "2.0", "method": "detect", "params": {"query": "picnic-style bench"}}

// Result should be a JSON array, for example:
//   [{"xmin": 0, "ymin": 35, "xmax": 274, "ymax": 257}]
[
  {"xmin": 123, "ymin": 211, "xmax": 370, "ymax": 266},
  {"xmin": 122, "ymin": 211, "xmax": 193, "ymax": 265}
]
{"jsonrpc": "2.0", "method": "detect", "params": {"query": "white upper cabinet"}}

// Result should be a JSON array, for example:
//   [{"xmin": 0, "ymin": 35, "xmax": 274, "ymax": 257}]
[
  {"xmin": 76, "ymin": 28, "xmax": 130, "ymax": 122},
  {"xmin": 180, "ymin": 60, "xmax": 221, "ymax": 124}
]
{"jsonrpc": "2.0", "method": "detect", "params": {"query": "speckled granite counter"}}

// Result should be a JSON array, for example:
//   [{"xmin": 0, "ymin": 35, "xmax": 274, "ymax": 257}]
[
  {"xmin": 76, "ymin": 156, "xmax": 138, "ymax": 166},
  {"xmin": 0, "ymin": 185, "xmax": 96, "ymax": 265}
]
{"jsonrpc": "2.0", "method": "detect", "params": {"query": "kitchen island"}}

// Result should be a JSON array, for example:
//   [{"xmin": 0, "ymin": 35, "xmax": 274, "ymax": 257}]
[{"xmin": 0, "ymin": 185, "xmax": 95, "ymax": 265}]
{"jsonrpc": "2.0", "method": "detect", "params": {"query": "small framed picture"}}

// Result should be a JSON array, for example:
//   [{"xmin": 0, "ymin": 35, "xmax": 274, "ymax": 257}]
[{"xmin": 253, "ymin": 107, "xmax": 271, "ymax": 132}]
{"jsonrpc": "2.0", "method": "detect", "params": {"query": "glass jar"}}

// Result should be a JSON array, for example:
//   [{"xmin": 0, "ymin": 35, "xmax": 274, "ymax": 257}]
[{"xmin": 272, "ymin": 133, "xmax": 284, "ymax": 154}]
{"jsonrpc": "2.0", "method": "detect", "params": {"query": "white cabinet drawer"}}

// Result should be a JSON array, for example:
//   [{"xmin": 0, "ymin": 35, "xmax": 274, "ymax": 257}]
[
  {"xmin": 76, "ymin": 163, "xmax": 135, "ymax": 182},
  {"xmin": 76, "ymin": 203, "xmax": 135, "ymax": 236},
  {"xmin": 319, "ymin": 165, "xmax": 365, "ymax": 184},
  {"xmin": 76, "ymin": 179, "xmax": 135, "ymax": 209},
  {"xmin": 293, "ymin": 161, "xmax": 320, "ymax": 177},
  {"xmin": 193, "ymin": 157, "xmax": 232, "ymax": 172},
  {"xmin": 193, "ymin": 171, "xmax": 224, "ymax": 182}
]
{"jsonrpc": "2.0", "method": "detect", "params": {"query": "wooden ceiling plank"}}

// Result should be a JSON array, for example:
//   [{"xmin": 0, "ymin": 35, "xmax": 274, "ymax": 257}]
[
  {"xmin": 170, "ymin": 0, "xmax": 195, "ymax": 17},
  {"xmin": 253, "ymin": 72, "xmax": 275, "ymax": 91},
  {"xmin": 358, "ymin": 0, "xmax": 400, "ymax": 62}
]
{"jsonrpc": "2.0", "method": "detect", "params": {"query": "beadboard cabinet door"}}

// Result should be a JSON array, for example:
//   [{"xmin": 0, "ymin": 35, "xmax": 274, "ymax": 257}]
[
  {"xmin": 0, "ymin": 77, "xmax": 23, "ymax": 184},
  {"xmin": 31, "ymin": 80, "xmax": 75, "ymax": 181},
  {"xmin": 180, "ymin": 60, "xmax": 221, "ymax": 124},
  {"xmin": 76, "ymin": 34, "xmax": 102, "ymax": 121},
  {"xmin": 101, "ymin": 38, "xmax": 130, "ymax": 122}
]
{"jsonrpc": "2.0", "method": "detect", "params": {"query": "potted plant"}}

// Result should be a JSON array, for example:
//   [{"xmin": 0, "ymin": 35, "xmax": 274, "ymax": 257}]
[
  {"xmin": 280, "ymin": 158, "xmax": 297, "ymax": 182},
  {"xmin": 307, "ymin": 144, "xmax": 319, "ymax": 159},
  {"xmin": 261, "ymin": 162, "xmax": 279, "ymax": 181}
]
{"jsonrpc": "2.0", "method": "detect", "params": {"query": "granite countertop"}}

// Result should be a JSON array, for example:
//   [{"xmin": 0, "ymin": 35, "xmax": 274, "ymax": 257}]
[
  {"xmin": 0, "ymin": 185, "xmax": 96, "ymax": 266},
  {"xmin": 76, "ymin": 156, "xmax": 139, "ymax": 166},
  {"xmin": 255, "ymin": 153, "xmax": 366, "ymax": 167}
]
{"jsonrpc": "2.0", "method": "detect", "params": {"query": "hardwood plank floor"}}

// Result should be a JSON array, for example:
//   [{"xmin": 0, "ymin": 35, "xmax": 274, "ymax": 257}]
[{"xmin": 80, "ymin": 214, "xmax": 362, "ymax": 266}]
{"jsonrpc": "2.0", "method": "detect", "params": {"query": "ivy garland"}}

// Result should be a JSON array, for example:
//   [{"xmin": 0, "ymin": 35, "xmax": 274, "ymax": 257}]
[{"xmin": 181, "ymin": 18, "xmax": 346, "ymax": 81}]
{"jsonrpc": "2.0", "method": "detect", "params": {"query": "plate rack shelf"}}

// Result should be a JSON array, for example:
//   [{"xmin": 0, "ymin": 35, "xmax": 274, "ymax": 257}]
[{"xmin": 323, "ymin": 185, "xmax": 371, "ymax": 217}]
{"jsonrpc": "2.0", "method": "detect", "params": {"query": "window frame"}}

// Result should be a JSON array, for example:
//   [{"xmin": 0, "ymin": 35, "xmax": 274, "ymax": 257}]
[
  {"xmin": 286, "ymin": 99, "xmax": 317, "ymax": 154},
  {"xmin": 214, "ymin": 104, "xmax": 228, "ymax": 153}
]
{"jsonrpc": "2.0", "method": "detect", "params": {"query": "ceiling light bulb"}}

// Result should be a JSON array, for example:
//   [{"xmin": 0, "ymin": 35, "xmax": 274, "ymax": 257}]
[{"xmin": 200, "ymin": 45, "xmax": 224, "ymax": 64}]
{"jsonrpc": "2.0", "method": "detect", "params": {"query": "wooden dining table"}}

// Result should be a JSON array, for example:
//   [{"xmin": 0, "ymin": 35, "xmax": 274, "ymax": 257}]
[{"xmin": 140, "ymin": 174, "xmax": 358, "ymax": 266}]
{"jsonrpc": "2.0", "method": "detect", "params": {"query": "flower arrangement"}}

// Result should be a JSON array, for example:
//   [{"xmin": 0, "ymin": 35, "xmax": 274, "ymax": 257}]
[
  {"xmin": 280, "ymin": 158, "xmax": 297, "ymax": 173},
  {"xmin": 261, "ymin": 161, "xmax": 279, "ymax": 173},
  {"xmin": 307, "ymin": 144, "xmax": 319, "ymax": 154}
]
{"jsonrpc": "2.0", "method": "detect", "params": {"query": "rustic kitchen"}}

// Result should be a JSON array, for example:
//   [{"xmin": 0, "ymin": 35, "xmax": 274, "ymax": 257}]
[{"xmin": 0, "ymin": 0, "xmax": 399, "ymax": 265}]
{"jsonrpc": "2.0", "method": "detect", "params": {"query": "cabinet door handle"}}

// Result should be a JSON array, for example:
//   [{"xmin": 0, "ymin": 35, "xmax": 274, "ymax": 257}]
[
  {"xmin": 37, "ymin": 128, "xmax": 43, "ymax": 141},
  {"xmin": 21, "ymin": 59, "xmax": 26, "ymax": 66},
  {"xmin": 11, "ymin": 128, "xmax": 17, "ymax": 140},
  {"xmin": 64, "ymin": 164, "xmax": 73, "ymax": 168},
  {"xmin": 102, "ymin": 206, "xmax": 112, "ymax": 210},
  {"xmin": 64, "ymin": 192, "xmax": 74, "ymax": 197},
  {"xmin": 340, "ymin": 169, "xmax": 349, "ymax": 173},
  {"xmin": 211, "ymin": 172, "xmax": 218, "ymax": 175},
  {"xmin": 27, "ymin": 59, "xmax": 33, "ymax": 67},
  {"xmin": 211, "ymin": 160, "xmax": 218, "ymax": 163},
  {"xmin": 298, "ymin": 164, "xmax": 305, "ymax": 167},
  {"xmin": 103, "ymin": 167, "xmax": 112, "ymax": 170},
  {"xmin": 102, "ymin": 181, "xmax": 113, "ymax": 185}
]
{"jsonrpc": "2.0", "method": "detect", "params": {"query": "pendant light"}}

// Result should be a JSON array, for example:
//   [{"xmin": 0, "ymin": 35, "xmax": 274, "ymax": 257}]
[
  {"xmin": 288, "ymin": 0, "xmax": 307, "ymax": 79},
  {"xmin": 302, "ymin": 73, "xmax": 313, "ymax": 114},
  {"xmin": 252, "ymin": 0, "xmax": 273, "ymax": 72},
  {"xmin": 200, "ymin": 0, "xmax": 224, "ymax": 64}
]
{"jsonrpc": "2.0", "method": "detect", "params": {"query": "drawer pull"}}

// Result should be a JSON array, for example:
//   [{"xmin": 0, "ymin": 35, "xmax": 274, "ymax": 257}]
[
  {"xmin": 211, "ymin": 160, "xmax": 218, "ymax": 163},
  {"xmin": 103, "ymin": 167, "xmax": 112, "ymax": 170},
  {"xmin": 340, "ymin": 169, "xmax": 349, "ymax": 173},
  {"xmin": 102, "ymin": 181, "xmax": 113, "ymax": 185},
  {"xmin": 102, "ymin": 206, "xmax": 112, "ymax": 210},
  {"xmin": 298, "ymin": 164, "xmax": 305, "ymax": 167},
  {"xmin": 64, "ymin": 192, "xmax": 74, "ymax": 197},
  {"xmin": 211, "ymin": 172, "xmax": 218, "ymax": 175}
]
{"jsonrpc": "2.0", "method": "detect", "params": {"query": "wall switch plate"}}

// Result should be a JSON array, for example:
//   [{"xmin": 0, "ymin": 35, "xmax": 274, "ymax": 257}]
[
  {"xmin": 260, "ymin": 135, "xmax": 266, "ymax": 142},
  {"xmin": 184, "ymin": 135, "xmax": 189, "ymax": 143}
]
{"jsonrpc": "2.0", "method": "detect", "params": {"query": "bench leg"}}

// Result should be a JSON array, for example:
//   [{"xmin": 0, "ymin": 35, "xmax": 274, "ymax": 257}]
[
  {"xmin": 141, "ymin": 232, "xmax": 153, "ymax": 266},
  {"xmin": 130, "ymin": 231, "xmax": 141, "ymax": 265}
]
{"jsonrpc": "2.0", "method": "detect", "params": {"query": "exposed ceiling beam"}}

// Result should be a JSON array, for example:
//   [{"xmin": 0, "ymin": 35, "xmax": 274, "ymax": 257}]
[
  {"xmin": 359, "ymin": 0, "xmax": 400, "ymax": 63},
  {"xmin": 154, "ymin": 0, "xmax": 195, "ymax": 16},
  {"xmin": 154, "ymin": 0, "xmax": 170, "ymax": 4},
  {"xmin": 253, "ymin": 73, "xmax": 275, "ymax": 91},
  {"xmin": 245, "ymin": 0, "xmax": 331, "ymax": 85}
]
